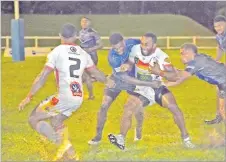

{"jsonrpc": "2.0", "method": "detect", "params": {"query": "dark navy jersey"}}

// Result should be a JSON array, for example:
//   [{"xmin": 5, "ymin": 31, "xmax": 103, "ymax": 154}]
[
  {"xmin": 216, "ymin": 31, "xmax": 226, "ymax": 52},
  {"xmin": 185, "ymin": 54, "xmax": 226, "ymax": 85},
  {"xmin": 79, "ymin": 28, "xmax": 101, "ymax": 55},
  {"xmin": 108, "ymin": 38, "xmax": 141, "ymax": 77}
]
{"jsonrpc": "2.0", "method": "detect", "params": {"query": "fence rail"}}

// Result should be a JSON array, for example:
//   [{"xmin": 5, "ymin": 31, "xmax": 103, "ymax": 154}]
[{"xmin": 1, "ymin": 36, "xmax": 217, "ymax": 50}]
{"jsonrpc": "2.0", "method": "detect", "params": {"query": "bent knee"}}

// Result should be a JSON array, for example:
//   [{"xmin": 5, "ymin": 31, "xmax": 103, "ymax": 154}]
[{"xmin": 28, "ymin": 116, "xmax": 38, "ymax": 128}]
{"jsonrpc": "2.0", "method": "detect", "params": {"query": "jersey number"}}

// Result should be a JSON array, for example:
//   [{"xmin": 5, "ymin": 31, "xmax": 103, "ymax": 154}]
[{"xmin": 69, "ymin": 57, "xmax": 81, "ymax": 78}]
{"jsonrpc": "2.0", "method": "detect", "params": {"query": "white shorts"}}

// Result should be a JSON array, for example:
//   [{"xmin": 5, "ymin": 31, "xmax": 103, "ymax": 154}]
[
  {"xmin": 134, "ymin": 86, "xmax": 156, "ymax": 106},
  {"xmin": 133, "ymin": 85, "xmax": 171, "ymax": 107},
  {"xmin": 36, "ymin": 94, "xmax": 83, "ymax": 117}
]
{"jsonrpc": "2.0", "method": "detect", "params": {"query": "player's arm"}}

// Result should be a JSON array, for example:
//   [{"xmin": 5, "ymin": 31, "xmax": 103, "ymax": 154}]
[
  {"xmin": 116, "ymin": 72, "xmax": 161, "ymax": 88},
  {"xmin": 215, "ymin": 45, "xmax": 224, "ymax": 62},
  {"xmin": 87, "ymin": 31, "xmax": 103, "ymax": 52},
  {"xmin": 150, "ymin": 58, "xmax": 179, "ymax": 82},
  {"xmin": 18, "ymin": 48, "xmax": 57, "ymax": 111},
  {"xmin": 108, "ymin": 50, "xmax": 161, "ymax": 88},
  {"xmin": 120, "ymin": 60, "xmax": 134, "ymax": 72},
  {"xmin": 86, "ymin": 66, "xmax": 107, "ymax": 83},
  {"xmin": 18, "ymin": 66, "xmax": 53, "ymax": 111},
  {"xmin": 120, "ymin": 46, "xmax": 137, "ymax": 72},
  {"xmin": 164, "ymin": 70, "xmax": 192, "ymax": 87}
]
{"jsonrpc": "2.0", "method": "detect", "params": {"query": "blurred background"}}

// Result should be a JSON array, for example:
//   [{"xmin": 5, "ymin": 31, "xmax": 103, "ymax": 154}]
[
  {"xmin": 1, "ymin": 1, "xmax": 226, "ymax": 52},
  {"xmin": 1, "ymin": 1, "xmax": 226, "ymax": 30}
]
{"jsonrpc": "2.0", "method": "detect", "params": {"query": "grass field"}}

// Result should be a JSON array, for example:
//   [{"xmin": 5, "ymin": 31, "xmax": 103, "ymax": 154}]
[{"xmin": 1, "ymin": 49, "xmax": 225, "ymax": 161}]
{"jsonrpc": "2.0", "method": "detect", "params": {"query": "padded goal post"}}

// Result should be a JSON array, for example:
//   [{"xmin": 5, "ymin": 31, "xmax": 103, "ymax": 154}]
[{"xmin": 11, "ymin": 19, "xmax": 25, "ymax": 61}]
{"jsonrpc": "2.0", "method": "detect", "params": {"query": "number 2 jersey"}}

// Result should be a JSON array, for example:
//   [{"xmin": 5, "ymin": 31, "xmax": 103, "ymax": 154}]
[
  {"xmin": 129, "ymin": 44, "xmax": 171, "ymax": 82},
  {"xmin": 45, "ymin": 43, "xmax": 95, "ymax": 101}
]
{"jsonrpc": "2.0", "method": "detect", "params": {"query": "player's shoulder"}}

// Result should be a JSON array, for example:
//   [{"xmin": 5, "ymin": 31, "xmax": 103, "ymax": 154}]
[
  {"xmin": 195, "ymin": 53, "xmax": 211, "ymax": 62},
  {"xmin": 108, "ymin": 49, "xmax": 120, "ymax": 66},
  {"xmin": 130, "ymin": 44, "xmax": 140, "ymax": 52},
  {"xmin": 155, "ymin": 48, "xmax": 169, "ymax": 58},
  {"xmin": 47, "ymin": 45, "xmax": 62, "ymax": 56},
  {"xmin": 108, "ymin": 48, "xmax": 117, "ymax": 56}
]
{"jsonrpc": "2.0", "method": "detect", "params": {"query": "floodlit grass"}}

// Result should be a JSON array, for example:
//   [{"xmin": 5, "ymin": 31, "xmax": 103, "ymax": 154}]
[{"xmin": 1, "ymin": 49, "xmax": 225, "ymax": 161}]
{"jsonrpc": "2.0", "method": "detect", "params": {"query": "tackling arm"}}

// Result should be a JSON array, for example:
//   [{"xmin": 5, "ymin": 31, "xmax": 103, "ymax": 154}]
[
  {"xmin": 150, "ymin": 59, "xmax": 179, "ymax": 82},
  {"xmin": 164, "ymin": 70, "xmax": 192, "ymax": 87},
  {"xmin": 117, "ymin": 72, "xmax": 161, "ymax": 88},
  {"xmin": 160, "ymin": 65, "xmax": 179, "ymax": 82}
]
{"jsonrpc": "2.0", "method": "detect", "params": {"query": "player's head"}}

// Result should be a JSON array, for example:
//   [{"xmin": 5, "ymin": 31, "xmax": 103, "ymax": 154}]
[
  {"xmin": 109, "ymin": 33, "xmax": 125, "ymax": 55},
  {"xmin": 214, "ymin": 15, "xmax": 226, "ymax": 35},
  {"xmin": 81, "ymin": 17, "xmax": 91, "ymax": 29},
  {"xmin": 59, "ymin": 23, "xmax": 78, "ymax": 43},
  {"xmin": 140, "ymin": 33, "xmax": 157, "ymax": 56},
  {"xmin": 180, "ymin": 43, "xmax": 198, "ymax": 64}
]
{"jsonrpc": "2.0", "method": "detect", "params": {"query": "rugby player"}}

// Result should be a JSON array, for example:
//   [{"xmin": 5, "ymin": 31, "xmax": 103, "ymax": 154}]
[
  {"xmin": 18, "ymin": 23, "xmax": 108, "ymax": 161},
  {"xmin": 205, "ymin": 15, "xmax": 226, "ymax": 125},
  {"xmin": 165, "ymin": 43, "xmax": 226, "ymax": 122},
  {"xmin": 108, "ymin": 33, "xmax": 195, "ymax": 150},
  {"xmin": 88, "ymin": 33, "xmax": 162, "ymax": 145},
  {"xmin": 79, "ymin": 17, "xmax": 103, "ymax": 100}
]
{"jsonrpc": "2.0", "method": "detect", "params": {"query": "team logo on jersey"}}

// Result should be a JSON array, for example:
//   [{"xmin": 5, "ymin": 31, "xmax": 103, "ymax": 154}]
[
  {"xmin": 70, "ymin": 47, "xmax": 77, "ymax": 53},
  {"xmin": 70, "ymin": 81, "xmax": 82, "ymax": 97}
]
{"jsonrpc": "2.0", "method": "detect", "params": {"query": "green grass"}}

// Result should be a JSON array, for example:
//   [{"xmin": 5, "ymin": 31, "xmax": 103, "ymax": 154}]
[
  {"xmin": 1, "ymin": 14, "xmax": 217, "ymax": 48},
  {"xmin": 2, "ymin": 49, "xmax": 225, "ymax": 161}
]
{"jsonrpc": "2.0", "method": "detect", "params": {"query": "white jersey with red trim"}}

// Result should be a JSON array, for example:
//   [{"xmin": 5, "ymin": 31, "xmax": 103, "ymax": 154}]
[
  {"xmin": 129, "ymin": 44, "xmax": 170, "ymax": 82},
  {"xmin": 45, "ymin": 44, "xmax": 95, "ymax": 100}
]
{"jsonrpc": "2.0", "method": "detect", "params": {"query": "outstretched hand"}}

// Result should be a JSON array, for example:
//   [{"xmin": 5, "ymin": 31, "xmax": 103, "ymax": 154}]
[{"xmin": 18, "ymin": 96, "xmax": 31, "ymax": 112}]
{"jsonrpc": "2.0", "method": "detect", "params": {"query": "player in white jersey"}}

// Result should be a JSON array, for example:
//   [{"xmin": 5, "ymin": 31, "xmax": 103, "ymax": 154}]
[
  {"xmin": 108, "ymin": 33, "xmax": 195, "ymax": 150},
  {"xmin": 18, "ymin": 24, "xmax": 109, "ymax": 161}
]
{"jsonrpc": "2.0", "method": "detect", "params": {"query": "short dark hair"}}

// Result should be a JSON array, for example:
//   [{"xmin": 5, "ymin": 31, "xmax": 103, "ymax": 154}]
[
  {"xmin": 109, "ymin": 33, "xmax": 124, "ymax": 45},
  {"xmin": 181, "ymin": 43, "xmax": 198, "ymax": 53},
  {"xmin": 60, "ymin": 23, "xmax": 78, "ymax": 38},
  {"xmin": 214, "ymin": 15, "xmax": 226, "ymax": 23},
  {"xmin": 143, "ymin": 32, "xmax": 157, "ymax": 43},
  {"xmin": 81, "ymin": 16, "xmax": 91, "ymax": 21}
]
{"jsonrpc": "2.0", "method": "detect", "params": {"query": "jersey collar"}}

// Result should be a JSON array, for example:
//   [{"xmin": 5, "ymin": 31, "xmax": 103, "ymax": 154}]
[{"xmin": 62, "ymin": 43, "xmax": 77, "ymax": 46}]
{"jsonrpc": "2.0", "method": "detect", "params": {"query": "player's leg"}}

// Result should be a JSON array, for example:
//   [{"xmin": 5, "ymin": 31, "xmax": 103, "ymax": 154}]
[
  {"xmin": 28, "ymin": 96, "xmax": 59, "ymax": 143},
  {"xmin": 156, "ymin": 86, "xmax": 195, "ymax": 148},
  {"xmin": 82, "ymin": 71, "xmax": 94, "ymax": 100},
  {"xmin": 50, "ymin": 114, "xmax": 78, "ymax": 161},
  {"xmin": 134, "ymin": 104, "xmax": 144, "ymax": 141},
  {"xmin": 108, "ymin": 94, "xmax": 148, "ymax": 150},
  {"xmin": 205, "ymin": 87, "xmax": 223, "ymax": 124},
  {"xmin": 218, "ymin": 84, "xmax": 226, "ymax": 121},
  {"xmin": 88, "ymin": 88, "xmax": 121, "ymax": 144},
  {"xmin": 128, "ymin": 93, "xmax": 150, "ymax": 141},
  {"xmin": 120, "ymin": 95, "xmax": 143, "ymax": 137},
  {"xmin": 90, "ymin": 52, "xmax": 98, "ymax": 66}
]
